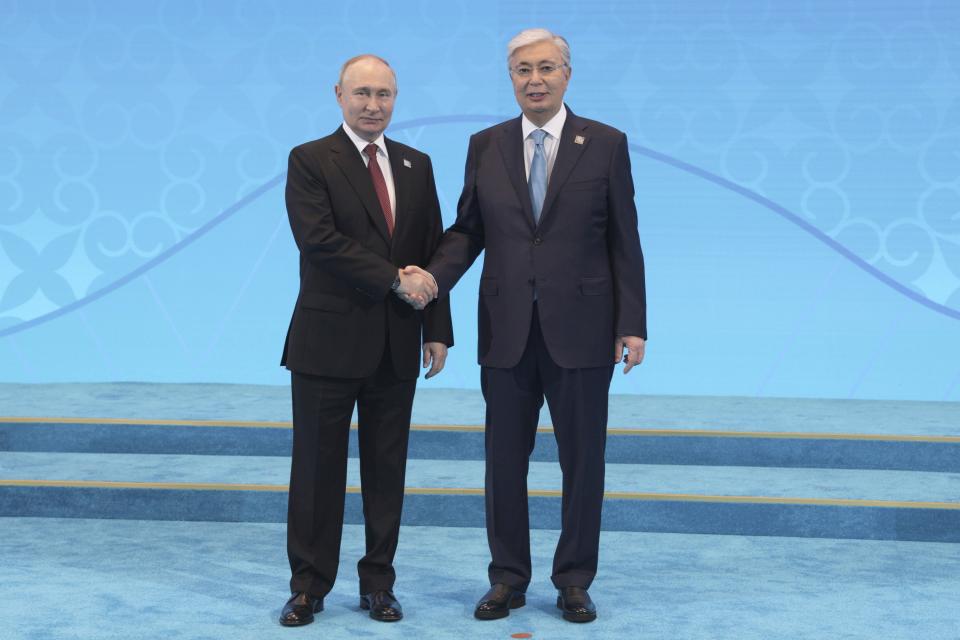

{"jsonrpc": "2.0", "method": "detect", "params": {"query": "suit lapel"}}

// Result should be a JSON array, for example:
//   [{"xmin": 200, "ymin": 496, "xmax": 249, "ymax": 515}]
[
  {"xmin": 538, "ymin": 111, "xmax": 590, "ymax": 229},
  {"xmin": 496, "ymin": 117, "xmax": 536, "ymax": 231},
  {"xmin": 385, "ymin": 138, "xmax": 408, "ymax": 252},
  {"xmin": 329, "ymin": 126, "xmax": 392, "ymax": 245}
]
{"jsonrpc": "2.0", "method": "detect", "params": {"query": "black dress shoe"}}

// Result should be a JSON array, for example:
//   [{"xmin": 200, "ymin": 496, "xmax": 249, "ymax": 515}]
[
  {"xmin": 360, "ymin": 590, "xmax": 403, "ymax": 622},
  {"xmin": 474, "ymin": 583, "xmax": 526, "ymax": 620},
  {"xmin": 556, "ymin": 586, "xmax": 596, "ymax": 623},
  {"xmin": 279, "ymin": 591, "xmax": 323, "ymax": 626}
]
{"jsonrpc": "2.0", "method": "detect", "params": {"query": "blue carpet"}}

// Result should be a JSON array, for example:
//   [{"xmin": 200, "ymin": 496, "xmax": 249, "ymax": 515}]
[
  {"xmin": 4, "ymin": 420, "xmax": 960, "ymax": 471},
  {"xmin": 3, "ymin": 452, "xmax": 960, "ymax": 503},
  {"xmin": 5, "ymin": 485, "xmax": 959, "ymax": 541},
  {"xmin": 1, "ymin": 518, "xmax": 958, "ymax": 640},
  {"xmin": 1, "ymin": 383, "xmax": 958, "ymax": 635},
  {"xmin": 2, "ymin": 383, "xmax": 959, "ymax": 435}
]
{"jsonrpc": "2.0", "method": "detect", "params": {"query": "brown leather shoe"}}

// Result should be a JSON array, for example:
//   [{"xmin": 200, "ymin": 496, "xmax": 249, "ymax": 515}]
[
  {"xmin": 474, "ymin": 583, "xmax": 526, "ymax": 620},
  {"xmin": 556, "ymin": 586, "xmax": 596, "ymax": 622},
  {"xmin": 360, "ymin": 590, "xmax": 403, "ymax": 622},
  {"xmin": 279, "ymin": 591, "xmax": 323, "ymax": 626}
]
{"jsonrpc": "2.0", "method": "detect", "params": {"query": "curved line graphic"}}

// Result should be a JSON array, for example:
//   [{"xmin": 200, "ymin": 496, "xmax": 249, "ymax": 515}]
[
  {"xmin": 1, "ymin": 113, "xmax": 957, "ymax": 339},
  {"xmin": 0, "ymin": 116, "xmax": 500, "ymax": 340},
  {"xmin": 1, "ymin": 174, "xmax": 286, "ymax": 339},
  {"xmin": 631, "ymin": 146, "xmax": 960, "ymax": 322}
]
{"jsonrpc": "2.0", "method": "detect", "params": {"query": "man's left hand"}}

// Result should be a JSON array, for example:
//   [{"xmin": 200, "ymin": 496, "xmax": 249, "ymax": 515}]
[
  {"xmin": 614, "ymin": 336, "xmax": 645, "ymax": 374},
  {"xmin": 422, "ymin": 342, "xmax": 448, "ymax": 379}
]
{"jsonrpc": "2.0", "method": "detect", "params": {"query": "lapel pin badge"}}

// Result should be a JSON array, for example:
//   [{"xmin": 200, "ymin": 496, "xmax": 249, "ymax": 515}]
[
  {"xmin": 403, "ymin": 158, "xmax": 412, "ymax": 168},
  {"xmin": 574, "ymin": 135, "xmax": 585, "ymax": 145}
]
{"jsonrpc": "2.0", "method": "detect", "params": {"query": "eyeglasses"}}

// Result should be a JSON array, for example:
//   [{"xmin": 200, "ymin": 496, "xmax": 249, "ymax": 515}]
[{"xmin": 510, "ymin": 63, "xmax": 566, "ymax": 78}]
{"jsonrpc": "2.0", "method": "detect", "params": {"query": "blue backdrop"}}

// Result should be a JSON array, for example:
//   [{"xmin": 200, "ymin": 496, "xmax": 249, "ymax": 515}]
[{"xmin": 1, "ymin": 1, "xmax": 959, "ymax": 401}]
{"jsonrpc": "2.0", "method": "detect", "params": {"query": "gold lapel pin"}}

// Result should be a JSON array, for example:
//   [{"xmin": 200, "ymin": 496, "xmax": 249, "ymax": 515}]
[{"xmin": 574, "ymin": 135, "xmax": 585, "ymax": 145}]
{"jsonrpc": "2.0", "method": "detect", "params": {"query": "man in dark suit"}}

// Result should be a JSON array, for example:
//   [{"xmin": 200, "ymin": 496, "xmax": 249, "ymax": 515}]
[
  {"xmin": 278, "ymin": 54, "xmax": 452, "ymax": 626},
  {"xmin": 410, "ymin": 28, "xmax": 646, "ymax": 624}
]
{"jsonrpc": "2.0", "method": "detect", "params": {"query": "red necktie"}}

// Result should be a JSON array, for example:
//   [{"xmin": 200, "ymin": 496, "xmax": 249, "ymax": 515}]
[{"xmin": 363, "ymin": 143, "xmax": 394, "ymax": 236}]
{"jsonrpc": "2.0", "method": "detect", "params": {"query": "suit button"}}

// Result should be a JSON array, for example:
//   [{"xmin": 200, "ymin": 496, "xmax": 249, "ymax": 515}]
[
  {"xmin": 533, "ymin": 237, "xmax": 542, "ymax": 245},
  {"xmin": 527, "ymin": 278, "xmax": 535, "ymax": 285}
]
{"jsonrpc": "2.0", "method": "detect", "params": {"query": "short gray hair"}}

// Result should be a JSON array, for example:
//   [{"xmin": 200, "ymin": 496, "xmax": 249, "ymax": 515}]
[
  {"xmin": 506, "ymin": 28, "xmax": 571, "ymax": 70},
  {"xmin": 338, "ymin": 54, "xmax": 397, "ymax": 90}
]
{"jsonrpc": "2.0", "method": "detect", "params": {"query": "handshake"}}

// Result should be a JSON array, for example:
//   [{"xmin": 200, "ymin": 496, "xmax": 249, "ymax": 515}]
[{"xmin": 394, "ymin": 266, "xmax": 438, "ymax": 310}]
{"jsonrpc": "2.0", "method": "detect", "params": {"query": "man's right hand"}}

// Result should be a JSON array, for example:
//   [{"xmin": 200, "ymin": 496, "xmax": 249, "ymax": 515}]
[{"xmin": 395, "ymin": 267, "xmax": 438, "ymax": 310}]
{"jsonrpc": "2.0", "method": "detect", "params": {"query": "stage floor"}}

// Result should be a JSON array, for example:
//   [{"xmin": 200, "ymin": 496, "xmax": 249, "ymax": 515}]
[
  {"xmin": 3, "ymin": 518, "xmax": 959, "ymax": 640},
  {"xmin": 2, "ymin": 383, "xmax": 959, "ymax": 638}
]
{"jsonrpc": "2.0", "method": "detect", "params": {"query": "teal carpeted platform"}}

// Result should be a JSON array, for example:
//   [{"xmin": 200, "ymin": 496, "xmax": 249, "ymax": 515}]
[
  {"xmin": 1, "ymin": 384, "xmax": 959, "ymax": 638},
  {"xmin": 2, "ymin": 382, "xmax": 959, "ymax": 434},
  {"xmin": 4, "ymin": 419, "xmax": 960, "ymax": 471},
  {"xmin": 2, "ymin": 519, "xmax": 960, "ymax": 640},
  {"xmin": 3, "ymin": 452, "xmax": 960, "ymax": 501}
]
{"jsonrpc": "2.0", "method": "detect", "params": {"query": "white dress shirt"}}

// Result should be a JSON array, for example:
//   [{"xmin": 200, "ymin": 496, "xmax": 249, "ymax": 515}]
[
  {"xmin": 342, "ymin": 122, "xmax": 396, "ymax": 217},
  {"xmin": 521, "ymin": 105, "xmax": 567, "ymax": 183}
]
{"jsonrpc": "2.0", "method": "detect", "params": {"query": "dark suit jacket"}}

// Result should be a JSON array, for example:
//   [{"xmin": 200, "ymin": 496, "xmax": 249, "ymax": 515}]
[
  {"xmin": 281, "ymin": 126, "xmax": 453, "ymax": 380},
  {"xmin": 428, "ymin": 108, "xmax": 645, "ymax": 369}
]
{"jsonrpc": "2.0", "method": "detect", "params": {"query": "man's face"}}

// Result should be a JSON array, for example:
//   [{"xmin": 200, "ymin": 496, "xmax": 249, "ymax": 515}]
[
  {"xmin": 509, "ymin": 40, "xmax": 570, "ymax": 124},
  {"xmin": 336, "ymin": 59, "xmax": 396, "ymax": 142}
]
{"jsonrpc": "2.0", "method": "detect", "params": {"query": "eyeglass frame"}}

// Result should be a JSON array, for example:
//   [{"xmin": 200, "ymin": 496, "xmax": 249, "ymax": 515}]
[{"xmin": 509, "ymin": 62, "xmax": 569, "ymax": 78}]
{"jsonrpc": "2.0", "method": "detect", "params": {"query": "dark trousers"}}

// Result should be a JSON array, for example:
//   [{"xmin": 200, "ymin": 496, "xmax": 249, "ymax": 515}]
[
  {"xmin": 481, "ymin": 304, "xmax": 613, "ymax": 591},
  {"xmin": 286, "ymin": 348, "xmax": 416, "ymax": 597}
]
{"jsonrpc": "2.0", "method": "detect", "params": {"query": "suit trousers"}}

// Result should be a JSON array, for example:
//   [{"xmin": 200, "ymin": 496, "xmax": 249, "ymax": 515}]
[
  {"xmin": 480, "ymin": 303, "xmax": 613, "ymax": 591},
  {"xmin": 286, "ymin": 342, "xmax": 416, "ymax": 597}
]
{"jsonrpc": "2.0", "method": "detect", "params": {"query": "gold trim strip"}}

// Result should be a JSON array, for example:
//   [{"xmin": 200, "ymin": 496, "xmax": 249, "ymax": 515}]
[
  {"xmin": 1, "ymin": 417, "xmax": 957, "ymax": 443},
  {"xmin": 0, "ymin": 479, "xmax": 289, "ymax": 491},
  {"xmin": 603, "ymin": 429, "xmax": 960, "ymax": 443},
  {"xmin": 1, "ymin": 480, "xmax": 957, "ymax": 509},
  {"xmin": 0, "ymin": 417, "xmax": 293, "ymax": 428}
]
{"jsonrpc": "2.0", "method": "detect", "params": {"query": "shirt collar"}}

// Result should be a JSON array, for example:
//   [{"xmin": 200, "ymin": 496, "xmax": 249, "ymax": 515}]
[
  {"xmin": 521, "ymin": 104, "xmax": 567, "ymax": 142},
  {"xmin": 342, "ymin": 122, "xmax": 389, "ymax": 159}
]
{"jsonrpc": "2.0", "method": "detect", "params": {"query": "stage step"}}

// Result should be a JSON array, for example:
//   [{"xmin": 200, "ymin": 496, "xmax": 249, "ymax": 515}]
[
  {"xmin": 2, "ymin": 387, "xmax": 958, "ymax": 544},
  {"xmin": 2, "ymin": 385, "xmax": 958, "ymax": 437},
  {"xmin": 3, "ymin": 418, "xmax": 958, "ymax": 471},
  {"xmin": 1, "ymin": 451, "xmax": 958, "ymax": 542}
]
